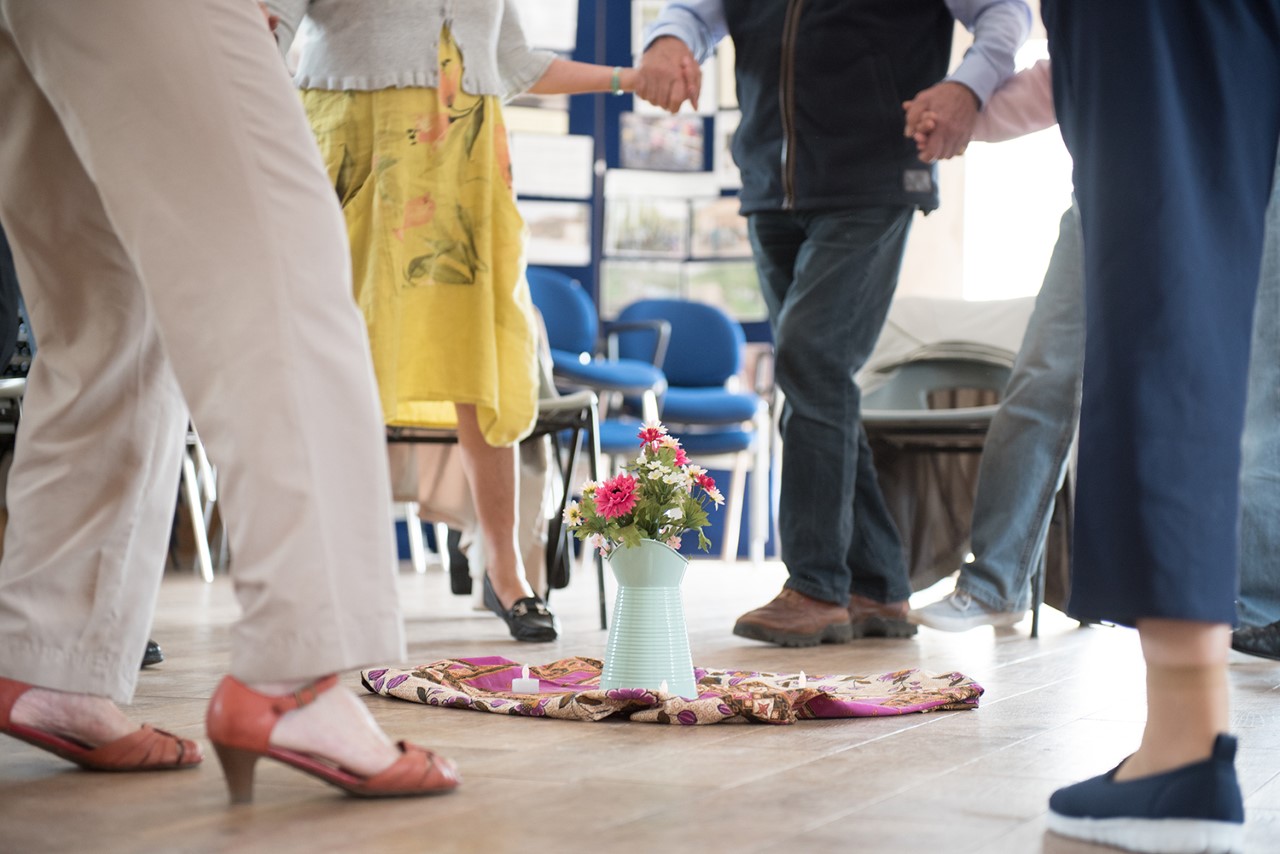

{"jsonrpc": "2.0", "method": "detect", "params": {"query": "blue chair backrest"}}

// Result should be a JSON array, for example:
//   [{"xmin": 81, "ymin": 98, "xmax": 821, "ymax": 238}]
[
  {"xmin": 616, "ymin": 299, "xmax": 744, "ymax": 387},
  {"xmin": 527, "ymin": 267, "xmax": 597, "ymax": 356}
]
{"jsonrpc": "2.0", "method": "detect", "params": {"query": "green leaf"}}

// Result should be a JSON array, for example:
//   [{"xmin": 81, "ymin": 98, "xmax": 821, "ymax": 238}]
[{"xmin": 619, "ymin": 524, "xmax": 643, "ymax": 549}]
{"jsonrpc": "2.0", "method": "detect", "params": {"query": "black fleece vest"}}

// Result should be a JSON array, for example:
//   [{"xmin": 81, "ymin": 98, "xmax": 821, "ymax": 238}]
[{"xmin": 725, "ymin": 0, "xmax": 953, "ymax": 213}]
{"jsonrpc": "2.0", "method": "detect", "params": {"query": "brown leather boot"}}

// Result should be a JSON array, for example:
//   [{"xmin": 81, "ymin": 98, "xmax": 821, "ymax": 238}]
[
  {"xmin": 732, "ymin": 588, "xmax": 853, "ymax": 647},
  {"xmin": 848, "ymin": 593, "xmax": 917, "ymax": 638}
]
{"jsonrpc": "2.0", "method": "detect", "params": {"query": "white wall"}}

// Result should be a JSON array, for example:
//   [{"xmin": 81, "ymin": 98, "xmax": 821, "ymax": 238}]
[{"xmin": 897, "ymin": 2, "xmax": 1069, "ymax": 302}]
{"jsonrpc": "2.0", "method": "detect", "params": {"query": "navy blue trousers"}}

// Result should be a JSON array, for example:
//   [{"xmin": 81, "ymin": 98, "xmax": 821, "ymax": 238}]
[{"xmin": 1044, "ymin": 1, "xmax": 1280, "ymax": 625}]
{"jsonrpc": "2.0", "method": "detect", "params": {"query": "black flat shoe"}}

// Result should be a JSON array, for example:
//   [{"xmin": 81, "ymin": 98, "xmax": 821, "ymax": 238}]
[
  {"xmin": 482, "ymin": 574, "xmax": 559, "ymax": 642},
  {"xmin": 141, "ymin": 639, "xmax": 164, "ymax": 669},
  {"xmin": 1232, "ymin": 619, "xmax": 1280, "ymax": 661}
]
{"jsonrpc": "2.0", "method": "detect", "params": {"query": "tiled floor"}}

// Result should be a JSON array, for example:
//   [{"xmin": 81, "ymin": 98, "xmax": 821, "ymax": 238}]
[{"xmin": 2, "ymin": 557, "xmax": 1278, "ymax": 853}]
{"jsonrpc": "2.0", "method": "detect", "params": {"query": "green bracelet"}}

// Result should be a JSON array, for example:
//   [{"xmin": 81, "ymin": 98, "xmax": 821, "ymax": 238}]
[{"xmin": 610, "ymin": 66, "xmax": 623, "ymax": 96}]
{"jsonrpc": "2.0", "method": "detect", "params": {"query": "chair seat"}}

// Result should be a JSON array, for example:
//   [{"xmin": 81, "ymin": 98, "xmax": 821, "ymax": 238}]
[
  {"xmin": 677, "ymin": 427, "xmax": 754, "ymax": 456},
  {"xmin": 597, "ymin": 418, "xmax": 645, "ymax": 456},
  {"xmin": 661, "ymin": 387, "xmax": 759, "ymax": 425},
  {"xmin": 550, "ymin": 350, "xmax": 667, "ymax": 395}
]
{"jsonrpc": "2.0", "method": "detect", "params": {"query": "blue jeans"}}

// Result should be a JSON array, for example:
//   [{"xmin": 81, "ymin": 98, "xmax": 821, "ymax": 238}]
[
  {"xmin": 960, "ymin": 171, "xmax": 1280, "ymax": 624},
  {"xmin": 1238, "ymin": 162, "xmax": 1280, "ymax": 627},
  {"xmin": 960, "ymin": 205, "xmax": 1083, "ymax": 613},
  {"xmin": 748, "ymin": 207, "xmax": 915, "ymax": 606}
]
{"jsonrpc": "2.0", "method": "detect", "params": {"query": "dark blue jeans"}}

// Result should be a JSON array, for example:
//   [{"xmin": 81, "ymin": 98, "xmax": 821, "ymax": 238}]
[{"xmin": 748, "ymin": 207, "xmax": 915, "ymax": 606}]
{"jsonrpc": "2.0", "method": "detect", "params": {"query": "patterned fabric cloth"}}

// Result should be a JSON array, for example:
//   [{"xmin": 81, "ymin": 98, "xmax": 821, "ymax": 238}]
[
  {"xmin": 361, "ymin": 656, "xmax": 983, "ymax": 725},
  {"xmin": 301, "ymin": 26, "xmax": 538, "ymax": 445}
]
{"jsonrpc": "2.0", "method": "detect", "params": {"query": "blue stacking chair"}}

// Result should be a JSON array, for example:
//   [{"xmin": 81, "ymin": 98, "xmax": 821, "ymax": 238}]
[
  {"xmin": 526, "ymin": 267, "xmax": 667, "ymax": 424},
  {"xmin": 613, "ymin": 299, "xmax": 771, "ymax": 564}
]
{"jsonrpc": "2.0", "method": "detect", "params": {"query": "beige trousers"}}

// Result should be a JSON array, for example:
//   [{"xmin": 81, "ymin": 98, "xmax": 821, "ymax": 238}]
[{"xmin": 0, "ymin": 0, "xmax": 404, "ymax": 702}]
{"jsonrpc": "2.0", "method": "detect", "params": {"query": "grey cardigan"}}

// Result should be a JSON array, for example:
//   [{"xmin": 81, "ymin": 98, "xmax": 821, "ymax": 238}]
[{"xmin": 266, "ymin": 0, "xmax": 556, "ymax": 100}]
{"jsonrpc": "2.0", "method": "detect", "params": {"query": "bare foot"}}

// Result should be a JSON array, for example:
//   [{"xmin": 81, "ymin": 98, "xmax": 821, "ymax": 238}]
[
  {"xmin": 11, "ymin": 687, "xmax": 154, "ymax": 747},
  {"xmin": 254, "ymin": 682, "xmax": 403, "ymax": 779}
]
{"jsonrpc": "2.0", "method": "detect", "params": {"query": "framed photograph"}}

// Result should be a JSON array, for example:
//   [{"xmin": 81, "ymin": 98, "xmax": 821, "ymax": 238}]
[
  {"xmin": 599, "ymin": 259, "xmax": 685, "ymax": 318},
  {"xmin": 507, "ymin": 91, "xmax": 570, "ymax": 113},
  {"xmin": 691, "ymin": 196, "xmax": 750, "ymax": 259},
  {"xmin": 519, "ymin": 0, "xmax": 580, "ymax": 52},
  {"xmin": 604, "ymin": 197, "xmax": 690, "ymax": 258},
  {"xmin": 683, "ymin": 261, "xmax": 768, "ymax": 322},
  {"xmin": 619, "ymin": 113, "xmax": 705, "ymax": 172},
  {"xmin": 511, "ymin": 133, "xmax": 595, "ymax": 199},
  {"xmin": 605, "ymin": 168, "xmax": 720, "ymax": 199},
  {"xmin": 517, "ymin": 200, "xmax": 592, "ymax": 267}
]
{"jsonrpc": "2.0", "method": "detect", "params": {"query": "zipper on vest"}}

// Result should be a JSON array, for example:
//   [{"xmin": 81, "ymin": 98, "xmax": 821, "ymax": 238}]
[{"xmin": 779, "ymin": 0, "xmax": 804, "ymax": 209}]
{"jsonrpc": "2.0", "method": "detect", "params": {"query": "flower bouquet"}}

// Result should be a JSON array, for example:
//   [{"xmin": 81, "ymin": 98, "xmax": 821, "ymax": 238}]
[
  {"xmin": 563, "ymin": 421, "xmax": 724, "ymax": 556},
  {"xmin": 562, "ymin": 421, "xmax": 724, "ymax": 698}
]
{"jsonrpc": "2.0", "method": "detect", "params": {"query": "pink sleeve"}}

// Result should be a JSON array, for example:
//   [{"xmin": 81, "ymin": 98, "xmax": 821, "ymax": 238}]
[{"xmin": 971, "ymin": 60, "xmax": 1056, "ymax": 143}]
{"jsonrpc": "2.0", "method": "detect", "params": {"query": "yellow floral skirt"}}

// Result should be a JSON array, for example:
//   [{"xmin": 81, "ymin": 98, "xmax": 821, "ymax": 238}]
[{"xmin": 301, "ymin": 30, "xmax": 537, "ymax": 445}]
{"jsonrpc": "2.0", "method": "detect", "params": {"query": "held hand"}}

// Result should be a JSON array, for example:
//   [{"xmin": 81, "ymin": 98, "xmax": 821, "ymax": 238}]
[
  {"xmin": 902, "ymin": 102, "xmax": 938, "ymax": 145},
  {"xmin": 636, "ymin": 36, "xmax": 700, "ymax": 113},
  {"xmin": 901, "ymin": 107, "xmax": 968, "ymax": 161},
  {"xmin": 902, "ymin": 81, "xmax": 979, "ymax": 163}
]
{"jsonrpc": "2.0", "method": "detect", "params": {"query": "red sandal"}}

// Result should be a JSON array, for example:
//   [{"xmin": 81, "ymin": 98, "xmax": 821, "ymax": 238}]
[
  {"xmin": 205, "ymin": 674, "xmax": 459, "ymax": 803},
  {"xmin": 0, "ymin": 676, "xmax": 201, "ymax": 771}
]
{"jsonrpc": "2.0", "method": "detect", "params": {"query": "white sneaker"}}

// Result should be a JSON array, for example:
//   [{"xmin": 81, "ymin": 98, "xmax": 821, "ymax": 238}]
[{"xmin": 909, "ymin": 590, "xmax": 1025, "ymax": 632}]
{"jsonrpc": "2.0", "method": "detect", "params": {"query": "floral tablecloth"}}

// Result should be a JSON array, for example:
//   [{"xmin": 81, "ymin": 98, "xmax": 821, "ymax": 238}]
[{"xmin": 361, "ymin": 656, "xmax": 982, "ymax": 725}]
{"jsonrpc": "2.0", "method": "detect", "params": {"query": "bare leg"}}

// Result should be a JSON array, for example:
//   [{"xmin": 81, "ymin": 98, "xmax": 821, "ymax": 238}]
[
  {"xmin": 1114, "ymin": 618, "xmax": 1230, "ymax": 781},
  {"xmin": 454, "ymin": 404, "xmax": 534, "ymax": 608}
]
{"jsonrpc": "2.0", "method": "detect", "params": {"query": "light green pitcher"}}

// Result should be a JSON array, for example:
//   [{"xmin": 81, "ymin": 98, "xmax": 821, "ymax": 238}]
[{"xmin": 600, "ymin": 538, "xmax": 697, "ymax": 698}]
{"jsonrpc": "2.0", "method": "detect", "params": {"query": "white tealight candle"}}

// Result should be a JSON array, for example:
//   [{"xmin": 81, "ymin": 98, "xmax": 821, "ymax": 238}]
[
  {"xmin": 511, "ymin": 665, "xmax": 540, "ymax": 694},
  {"xmin": 798, "ymin": 671, "xmax": 807, "ymax": 689}
]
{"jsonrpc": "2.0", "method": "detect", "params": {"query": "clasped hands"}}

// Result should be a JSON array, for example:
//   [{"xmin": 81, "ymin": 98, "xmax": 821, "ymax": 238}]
[
  {"xmin": 634, "ymin": 36, "xmax": 703, "ymax": 113},
  {"xmin": 903, "ymin": 80, "xmax": 980, "ymax": 163}
]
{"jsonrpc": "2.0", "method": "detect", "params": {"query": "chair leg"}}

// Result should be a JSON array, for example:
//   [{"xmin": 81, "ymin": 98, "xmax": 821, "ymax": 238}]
[
  {"xmin": 1030, "ymin": 549, "xmax": 1047, "ymax": 639},
  {"xmin": 191, "ymin": 429, "xmax": 216, "ymax": 504},
  {"xmin": 749, "ymin": 409, "xmax": 771, "ymax": 566},
  {"xmin": 587, "ymin": 406, "xmax": 607, "ymax": 630},
  {"xmin": 181, "ymin": 452, "xmax": 214, "ymax": 583},
  {"xmin": 403, "ymin": 503, "xmax": 428, "ymax": 574},
  {"xmin": 719, "ymin": 452, "xmax": 750, "ymax": 562},
  {"xmin": 434, "ymin": 522, "xmax": 451, "ymax": 575},
  {"xmin": 467, "ymin": 535, "xmax": 488, "ymax": 610},
  {"xmin": 544, "ymin": 427, "xmax": 580, "ymax": 595}
]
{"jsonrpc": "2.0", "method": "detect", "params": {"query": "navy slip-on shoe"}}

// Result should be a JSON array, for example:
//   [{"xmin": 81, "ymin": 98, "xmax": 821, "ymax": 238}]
[{"xmin": 1047, "ymin": 734, "xmax": 1244, "ymax": 854}]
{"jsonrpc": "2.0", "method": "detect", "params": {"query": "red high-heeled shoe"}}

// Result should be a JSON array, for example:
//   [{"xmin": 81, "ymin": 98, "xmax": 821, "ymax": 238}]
[
  {"xmin": 205, "ymin": 674, "xmax": 459, "ymax": 803},
  {"xmin": 0, "ymin": 676, "xmax": 201, "ymax": 771}
]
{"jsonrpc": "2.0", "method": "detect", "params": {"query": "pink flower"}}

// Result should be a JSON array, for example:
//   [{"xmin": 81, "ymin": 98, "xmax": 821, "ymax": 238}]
[
  {"xmin": 674, "ymin": 448, "xmax": 689, "ymax": 466},
  {"xmin": 666, "ymin": 536, "xmax": 682, "ymax": 550},
  {"xmin": 637, "ymin": 422, "xmax": 667, "ymax": 444},
  {"xmin": 696, "ymin": 472, "xmax": 716, "ymax": 491},
  {"xmin": 595, "ymin": 473, "xmax": 638, "ymax": 518}
]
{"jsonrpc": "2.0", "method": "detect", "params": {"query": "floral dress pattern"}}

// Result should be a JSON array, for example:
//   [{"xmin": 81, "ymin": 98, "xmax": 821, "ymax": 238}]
[
  {"xmin": 361, "ymin": 656, "xmax": 984, "ymax": 725},
  {"xmin": 301, "ymin": 26, "xmax": 537, "ymax": 444}
]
